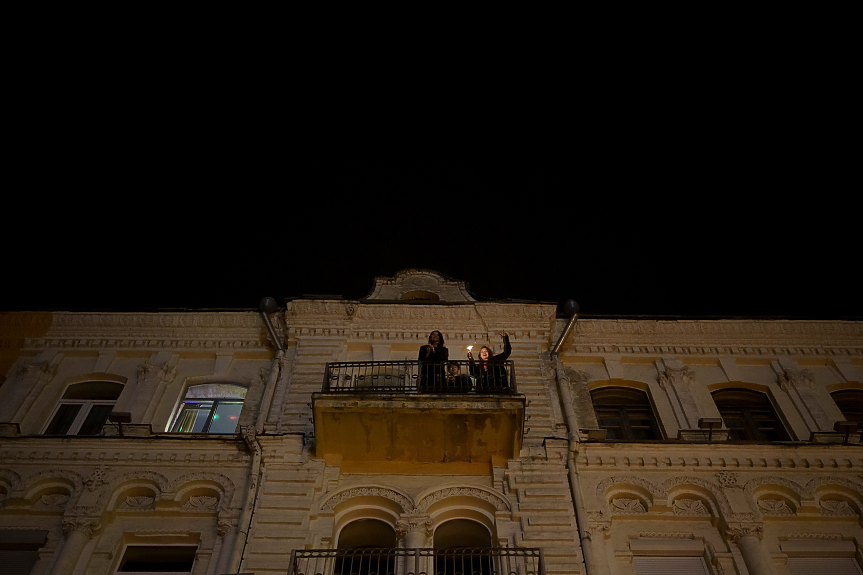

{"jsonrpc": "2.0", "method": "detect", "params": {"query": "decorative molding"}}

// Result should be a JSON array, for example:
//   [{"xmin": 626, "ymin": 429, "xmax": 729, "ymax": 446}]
[
  {"xmin": 715, "ymin": 472, "xmax": 741, "ymax": 489},
  {"xmin": 595, "ymin": 476, "xmax": 660, "ymax": 503},
  {"xmin": 778, "ymin": 368, "xmax": 815, "ymax": 390},
  {"xmin": 217, "ymin": 520, "xmax": 235, "ymax": 537},
  {"xmin": 786, "ymin": 533, "xmax": 844, "ymax": 540},
  {"xmin": 638, "ymin": 532, "xmax": 695, "ymax": 539},
  {"xmin": 395, "ymin": 513, "xmax": 433, "ymax": 539},
  {"xmin": 17, "ymin": 469, "xmax": 85, "ymax": 500},
  {"xmin": 62, "ymin": 519, "xmax": 100, "ymax": 538},
  {"xmin": 321, "ymin": 487, "xmax": 413, "ymax": 512},
  {"xmin": 658, "ymin": 366, "xmax": 696, "ymax": 389},
  {"xmin": 757, "ymin": 498, "xmax": 793, "ymax": 516},
  {"xmin": 0, "ymin": 469, "xmax": 24, "ymax": 492},
  {"xmin": 611, "ymin": 498, "xmax": 646, "ymax": 514},
  {"xmin": 137, "ymin": 360, "xmax": 177, "ymax": 385},
  {"xmin": 182, "ymin": 496, "xmax": 218, "ymax": 512},
  {"xmin": 133, "ymin": 529, "xmax": 191, "ymax": 537},
  {"xmin": 169, "ymin": 472, "xmax": 235, "ymax": 508},
  {"xmin": 673, "ymin": 498, "xmax": 710, "ymax": 516},
  {"xmin": 415, "ymin": 486, "xmax": 510, "ymax": 512},
  {"xmin": 86, "ymin": 465, "xmax": 111, "ymax": 492},
  {"xmin": 725, "ymin": 525, "xmax": 763, "ymax": 542}
]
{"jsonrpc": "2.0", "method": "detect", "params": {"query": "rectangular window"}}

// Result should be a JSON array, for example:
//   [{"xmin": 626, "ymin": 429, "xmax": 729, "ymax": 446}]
[
  {"xmin": 787, "ymin": 558, "xmax": 862, "ymax": 575},
  {"xmin": 633, "ymin": 556, "xmax": 709, "ymax": 574},
  {"xmin": 117, "ymin": 545, "xmax": 197, "ymax": 573},
  {"xmin": 43, "ymin": 400, "xmax": 116, "ymax": 436}
]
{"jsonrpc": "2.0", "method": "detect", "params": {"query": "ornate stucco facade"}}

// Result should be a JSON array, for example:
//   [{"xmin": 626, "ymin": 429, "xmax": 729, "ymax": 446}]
[{"xmin": 1, "ymin": 270, "xmax": 862, "ymax": 575}]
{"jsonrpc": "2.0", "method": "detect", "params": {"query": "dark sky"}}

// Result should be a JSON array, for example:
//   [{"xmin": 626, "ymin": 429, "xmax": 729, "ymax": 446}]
[{"xmin": 5, "ymin": 92, "xmax": 858, "ymax": 319}]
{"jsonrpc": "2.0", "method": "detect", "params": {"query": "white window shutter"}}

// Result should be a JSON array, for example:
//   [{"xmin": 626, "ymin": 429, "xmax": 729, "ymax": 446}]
[
  {"xmin": 634, "ymin": 556, "xmax": 710, "ymax": 574},
  {"xmin": 787, "ymin": 558, "xmax": 863, "ymax": 575}
]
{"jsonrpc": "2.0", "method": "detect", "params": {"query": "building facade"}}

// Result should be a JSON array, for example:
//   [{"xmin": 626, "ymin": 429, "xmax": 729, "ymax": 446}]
[{"xmin": 1, "ymin": 269, "xmax": 862, "ymax": 575}]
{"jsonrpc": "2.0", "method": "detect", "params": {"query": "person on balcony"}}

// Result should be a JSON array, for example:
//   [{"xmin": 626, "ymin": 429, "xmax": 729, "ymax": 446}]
[
  {"xmin": 445, "ymin": 361, "xmax": 472, "ymax": 393},
  {"xmin": 467, "ymin": 332, "xmax": 511, "ymax": 391},
  {"xmin": 419, "ymin": 330, "xmax": 448, "ymax": 391}
]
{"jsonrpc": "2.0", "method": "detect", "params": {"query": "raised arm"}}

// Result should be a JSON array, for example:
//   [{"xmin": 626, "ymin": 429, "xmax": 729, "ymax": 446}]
[{"xmin": 496, "ymin": 332, "xmax": 512, "ymax": 361}]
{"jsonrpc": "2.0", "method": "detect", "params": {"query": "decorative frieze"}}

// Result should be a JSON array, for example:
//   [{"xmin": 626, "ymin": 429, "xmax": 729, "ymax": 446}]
[
  {"xmin": 820, "ymin": 500, "xmax": 856, "ymax": 516},
  {"xmin": 122, "ymin": 496, "xmax": 155, "ymax": 509},
  {"xmin": 321, "ymin": 487, "xmax": 413, "ymax": 512},
  {"xmin": 638, "ymin": 532, "xmax": 694, "ymax": 539}
]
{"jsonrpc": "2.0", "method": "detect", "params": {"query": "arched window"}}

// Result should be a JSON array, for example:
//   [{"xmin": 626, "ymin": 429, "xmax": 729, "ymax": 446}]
[
  {"xmin": 434, "ymin": 519, "xmax": 493, "ymax": 575},
  {"xmin": 591, "ymin": 387, "xmax": 662, "ymax": 440},
  {"xmin": 43, "ymin": 381, "xmax": 124, "ymax": 436},
  {"xmin": 712, "ymin": 388, "xmax": 790, "ymax": 441},
  {"xmin": 831, "ymin": 390, "xmax": 863, "ymax": 426},
  {"xmin": 336, "ymin": 519, "xmax": 396, "ymax": 575},
  {"xmin": 170, "ymin": 383, "xmax": 247, "ymax": 433}
]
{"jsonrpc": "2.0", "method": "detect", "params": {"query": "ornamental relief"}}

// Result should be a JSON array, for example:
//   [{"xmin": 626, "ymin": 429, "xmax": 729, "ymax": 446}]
[
  {"xmin": 121, "ymin": 496, "xmax": 155, "ymax": 510},
  {"xmin": 820, "ymin": 500, "xmax": 857, "ymax": 516},
  {"xmin": 757, "ymin": 498, "xmax": 793, "ymax": 516},
  {"xmin": 672, "ymin": 499, "xmax": 710, "ymax": 516},
  {"xmin": 181, "ymin": 496, "xmax": 218, "ymax": 512},
  {"xmin": 611, "ymin": 498, "xmax": 646, "ymax": 514},
  {"xmin": 32, "ymin": 494, "xmax": 70, "ymax": 511}
]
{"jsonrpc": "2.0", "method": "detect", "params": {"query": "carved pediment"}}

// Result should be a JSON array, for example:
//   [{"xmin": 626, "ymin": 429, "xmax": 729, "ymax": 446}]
[{"xmin": 365, "ymin": 270, "xmax": 474, "ymax": 302}]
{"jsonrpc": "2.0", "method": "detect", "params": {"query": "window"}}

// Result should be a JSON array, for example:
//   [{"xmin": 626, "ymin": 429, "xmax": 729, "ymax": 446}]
[
  {"xmin": 591, "ymin": 387, "xmax": 662, "ymax": 440},
  {"xmin": 633, "ymin": 557, "xmax": 710, "ymax": 574},
  {"xmin": 831, "ymin": 390, "xmax": 863, "ymax": 426},
  {"xmin": 434, "ymin": 519, "xmax": 493, "ymax": 575},
  {"xmin": 170, "ymin": 384, "xmax": 247, "ymax": 433},
  {"xmin": 43, "ymin": 381, "xmax": 123, "ymax": 436},
  {"xmin": 712, "ymin": 388, "xmax": 790, "ymax": 441},
  {"xmin": 336, "ymin": 519, "xmax": 397, "ymax": 575},
  {"xmin": 787, "ymin": 558, "xmax": 862, "ymax": 575},
  {"xmin": 117, "ymin": 545, "xmax": 196, "ymax": 573}
]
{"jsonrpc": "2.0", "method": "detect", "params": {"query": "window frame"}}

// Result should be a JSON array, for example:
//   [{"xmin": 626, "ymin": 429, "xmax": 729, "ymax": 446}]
[
  {"xmin": 831, "ymin": 389, "xmax": 863, "ymax": 426},
  {"xmin": 41, "ymin": 399, "xmax": 117, "ymax": 436},
  {"xmin": 712, "ymin": 388, "xmax": 790, "ymax": 442},
  {"xmin": 590, "ymin": 386, "xmax": 663, "ymax": 441},
  {"xmin": 168, "ymin": 383, "xmax": 248, "ymax": 434}
]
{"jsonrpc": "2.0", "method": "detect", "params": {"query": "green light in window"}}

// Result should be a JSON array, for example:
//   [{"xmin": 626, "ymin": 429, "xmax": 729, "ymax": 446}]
[{"xmin": 213, "ymin": 414, "xmax": 219, "ymax": 419}]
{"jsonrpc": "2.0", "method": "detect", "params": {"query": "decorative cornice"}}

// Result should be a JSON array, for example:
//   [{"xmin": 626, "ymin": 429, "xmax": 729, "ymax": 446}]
[{"xmin": 566, "ymin": 319, "xmax": 863, "ymax": 357}]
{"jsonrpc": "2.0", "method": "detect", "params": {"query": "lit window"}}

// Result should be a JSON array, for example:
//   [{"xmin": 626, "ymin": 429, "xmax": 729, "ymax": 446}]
[
  {"xmin": 43, "ymin": 381, "xmax": 124, "ymax": 436},
  {"xmin": 116, "ymin": 545, "xmax": 197, "ymax": 573},
  {"xmin": 170, "ymin": 384, "xmax": 247, "ymax": 433},
  {"xmin": 831, "ymin": 390, "xmax": 863, "ymax": 427},
  {"xmin": 712, "ymin": 388, "xmax": 790, "ymax": 441},
  {"xmin": 591, "ymin": 387, "xmax": 662, "ymax": 440}
]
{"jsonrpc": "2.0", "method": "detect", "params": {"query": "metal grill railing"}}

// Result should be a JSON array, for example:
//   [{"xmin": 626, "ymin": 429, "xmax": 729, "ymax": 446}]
[
  {"xmin": 322, "ymin": 361, "xmax": 517, "ymax": 394},
  {"xmin": 288, "ymin": 547, "xmax": 544, "ymax": 575}
]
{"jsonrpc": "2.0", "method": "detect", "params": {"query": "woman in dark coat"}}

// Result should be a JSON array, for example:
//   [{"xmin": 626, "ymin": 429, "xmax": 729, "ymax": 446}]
[
  {"xmin": 418, "ymin": 330, "xmax": 448, "ymax": 391},
  {"xmin": 467, "ymin": 331, "xmax": 511, "ymax": 391}
]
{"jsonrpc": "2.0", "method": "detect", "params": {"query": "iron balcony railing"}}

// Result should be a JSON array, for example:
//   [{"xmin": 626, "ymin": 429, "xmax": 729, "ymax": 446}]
[
  {"xmin": 322, "ymin": 360, "xmax": 517, "ymax": 394},
  {"xmin": 288, "ymin": 547, "xmax": 544, "ymax": 575}
]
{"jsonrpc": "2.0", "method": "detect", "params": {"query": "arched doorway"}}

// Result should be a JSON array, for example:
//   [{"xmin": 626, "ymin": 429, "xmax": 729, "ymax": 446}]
[
  {"xmin": 433, "ymin": 519, "xmax": 492, "ymax": 575},
  {"xmin": 336, "ymin": 519, "xmax": 397, "ymax": 575}
]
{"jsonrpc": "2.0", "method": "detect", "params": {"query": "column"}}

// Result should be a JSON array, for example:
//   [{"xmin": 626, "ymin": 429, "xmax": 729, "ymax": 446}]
[
  {"xmin": 51, "ymin": 519, "xmax": 99, "ymax": 575},
  {"xmin": 396, "ymin": 513, "xmax": 433, "ymax": 575},
  {"xmin": 214, "ymin": 520, "xmax": 237, "ymax": 575},
  {"xmin": 728, "ymin": 526, "xmax": 773, "ymax": 575}
]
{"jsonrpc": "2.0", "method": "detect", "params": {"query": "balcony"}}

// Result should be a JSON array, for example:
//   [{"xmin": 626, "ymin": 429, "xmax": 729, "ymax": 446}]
[
  {"xmin": 312, "ymin": 361, "xmax": 525, "ymax": 471},
  {"xmin": 289, "ymin": 547, "xmax": 545, "ymax": 575}
]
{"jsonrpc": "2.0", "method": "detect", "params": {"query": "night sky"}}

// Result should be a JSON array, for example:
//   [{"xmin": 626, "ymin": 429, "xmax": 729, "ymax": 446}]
[{"xmin": 5, "ymin": 112, "xmax": 858, "ymax": 319}]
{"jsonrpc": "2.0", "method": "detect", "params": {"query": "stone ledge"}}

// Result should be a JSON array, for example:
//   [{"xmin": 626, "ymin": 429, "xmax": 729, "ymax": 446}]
[
  {"xmin": 677, "ymin": 429, "xmax": 730, "ymax": 442},
  {"xmin": 810, "ymin": 431, "xmax": 862, "ymax": 444},
  {"xmin": 102, "ymin": 423, "xmax": 152, "ymax": 437}
]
